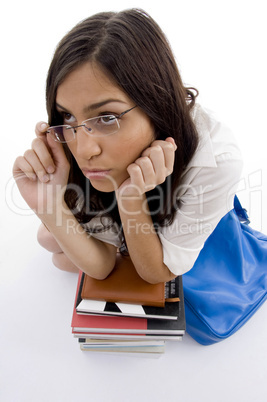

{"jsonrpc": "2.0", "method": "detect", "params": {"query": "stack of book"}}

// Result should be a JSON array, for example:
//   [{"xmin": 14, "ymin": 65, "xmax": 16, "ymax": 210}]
[{"xmin": 71, "ymin": 254, "xmax": 185, "ymax": 354}]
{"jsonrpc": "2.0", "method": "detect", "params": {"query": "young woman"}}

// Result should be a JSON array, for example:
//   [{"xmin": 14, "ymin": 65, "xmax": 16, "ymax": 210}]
[{"xmin": 13, "ymin": 9, "xmax": 243, "ymax": 283}]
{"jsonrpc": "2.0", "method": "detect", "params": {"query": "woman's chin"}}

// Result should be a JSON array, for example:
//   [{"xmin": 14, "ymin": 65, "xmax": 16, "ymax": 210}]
[
  {"xmin": 88, "ymin": 177, "xmax": 118, "ymax": 193},
  {"xmin": 88, "ymin": 173, "xmax": 128, "ymax": 193}
]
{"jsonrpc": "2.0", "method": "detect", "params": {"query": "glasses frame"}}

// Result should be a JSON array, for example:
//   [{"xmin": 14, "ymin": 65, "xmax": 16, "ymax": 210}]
[{"xmin": 47, "ymin": 105, "xmax": 137, "ymax": 143}]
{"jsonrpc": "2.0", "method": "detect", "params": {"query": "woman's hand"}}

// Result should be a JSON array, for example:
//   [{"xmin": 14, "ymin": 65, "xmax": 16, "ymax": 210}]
[
  {"xmin": 12, "ymin": 122, "xmax": 70, "ymax": 216},
  {"xmin": 116, "ymin": 137, "xmax": 177, "ymax": 197},
  {"xmin": 115, "ymin": 137, "xmax": 177, "ymax": 283}
]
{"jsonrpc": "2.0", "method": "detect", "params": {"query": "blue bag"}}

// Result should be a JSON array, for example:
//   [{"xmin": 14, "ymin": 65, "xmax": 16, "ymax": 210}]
[{"xmin": 183, "ymin": 196, "xmax": 267, "ymax": 345}]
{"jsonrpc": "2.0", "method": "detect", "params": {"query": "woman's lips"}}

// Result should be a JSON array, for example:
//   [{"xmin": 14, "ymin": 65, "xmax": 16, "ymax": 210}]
[{"xmin": 81, "ymin": 169, "xmax": 111, "ymax": 179}]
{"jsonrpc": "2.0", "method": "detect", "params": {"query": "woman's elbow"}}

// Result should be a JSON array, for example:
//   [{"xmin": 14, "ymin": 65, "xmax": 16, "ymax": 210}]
[{"xmin": 37, "ymin": 223, "xmax": 62, "ymax": 253}]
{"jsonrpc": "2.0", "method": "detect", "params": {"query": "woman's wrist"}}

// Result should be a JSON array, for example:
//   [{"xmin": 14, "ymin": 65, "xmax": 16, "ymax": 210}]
[{"xmin": 116, "ymin": 191, "xmax": 146, "ymax": 216}]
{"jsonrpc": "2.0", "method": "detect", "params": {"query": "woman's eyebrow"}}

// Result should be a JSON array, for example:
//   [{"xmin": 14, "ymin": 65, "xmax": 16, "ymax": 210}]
[
  {"xmin": 55, "ymin": 99, "xmax": 128, "ymax": 114},
  {"xmin": 55, "ymin": 103, "xmax": 70, "ymax": 112},
  {"xmin": 83, "ymin": 99, "xmax": 128, "ymax": 112}
]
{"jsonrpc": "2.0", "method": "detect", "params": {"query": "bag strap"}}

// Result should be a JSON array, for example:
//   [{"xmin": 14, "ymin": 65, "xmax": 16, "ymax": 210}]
[{"xmin": 234, "ymin": 195, "xmax": 250, "ymax": 224}]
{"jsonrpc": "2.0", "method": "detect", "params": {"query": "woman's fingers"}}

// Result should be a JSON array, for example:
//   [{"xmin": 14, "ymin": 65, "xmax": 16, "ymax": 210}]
[
  {"xmin": 126, "ymin": 163, "xmax": 145, "ymax": 194},
  {"xmin": 35, "ymin": 121, "xmax": 69, "ymax": 172},
  {"xmin": 13, "ymin": 136, "xmax": 57, "ymax": 184},
  {"xmin": 35, "ymin": 121, "xmax": 49, "ymax": 138},
  {"xmin": 31, "ymin": 138, "xmax": 55, "ymax": 174},
  {"xmin": 23, "ymin": 149, "xmax": 50, "ymax": 183},
  {"xmin": 134, "ymin": 149, "xmax": 164, "ymax": 189},
  {"xmin": 140, "ymin": 139, "xmax": 176, "ymax": 182},
  {"xmin": 117, "ymin": 138, "xmax": 177, "ymax": 197},
  {"xmin": 163, "ymin": 137, "xmax": 177, "ymax": 175},
  {"xmin": 118, "ymin": 138, "xmax": 177, "ymax": 197},
  {"xmin": 13, "ymin": 155, "xmax": 37, "ymax": 182},
  {"xmin": 14, "ymin": 121, "xmax": 70, "ymax": 189}
]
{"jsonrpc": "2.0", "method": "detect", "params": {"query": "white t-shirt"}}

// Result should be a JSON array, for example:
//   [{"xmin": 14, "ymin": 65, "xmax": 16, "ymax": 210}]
[{"xmin": 82, "ymin": 104, "xmax": 243, "ymax": 276}]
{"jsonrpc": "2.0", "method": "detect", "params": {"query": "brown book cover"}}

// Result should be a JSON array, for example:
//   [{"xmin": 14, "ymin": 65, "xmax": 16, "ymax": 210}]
[{"xmin": 81, "ymin": 254, "xmax": 166, "ymax": 307}]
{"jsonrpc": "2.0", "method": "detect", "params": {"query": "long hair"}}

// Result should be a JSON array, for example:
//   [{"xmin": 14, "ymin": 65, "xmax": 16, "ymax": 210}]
[{"xmin": 46, "ymin": 9, "xmax": 199, "ymax": 233}]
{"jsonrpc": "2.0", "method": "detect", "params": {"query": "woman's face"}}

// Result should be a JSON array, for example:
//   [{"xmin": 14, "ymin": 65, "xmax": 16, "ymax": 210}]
[{"xmin": 56, "ymin": 62, "xmax": 155, "ymax": 192}]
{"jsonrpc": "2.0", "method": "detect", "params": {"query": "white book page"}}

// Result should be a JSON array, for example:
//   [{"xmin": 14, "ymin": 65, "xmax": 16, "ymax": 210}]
[
  {"xmin": 116, "ymin": 302, "xmax": 145, "ymax": 315},
  {"xmin": 78, "ymin": 299, "xmax": 106, "ymax": 311}
]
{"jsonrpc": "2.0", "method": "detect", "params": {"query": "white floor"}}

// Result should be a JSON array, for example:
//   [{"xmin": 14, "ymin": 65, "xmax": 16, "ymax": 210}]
[{"xmin": 1, "ymin": 1, "xmax": 267, "ymax": 401}]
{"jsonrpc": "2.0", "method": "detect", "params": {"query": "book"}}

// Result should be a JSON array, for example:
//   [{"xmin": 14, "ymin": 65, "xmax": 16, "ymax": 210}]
[
  {"xmin": 78, "ymin": 338, "xmax": 166, "ymax": 353},
  {"xmin": 79, "ymin": 344, "xmax": 165, "ymax": 354},
  {"xmin": 78, "ymin": 338, "xmax": 166, "ymax": 346},
  {"xmin": 75, "ymin": 334, "xmax": 183, "ymax": 341},
  {"xmin": 71, "ymin": 311, "xmax": 185, "ymax": 335},
  {"xmin": 81, "ymin": 254, "xmax": 166, "ymax": 307},
  {"xmin": 71, "ymin": 271, "xmax": 186, "ymax": 337},
  {"xmin": 76, "ymin": 273, "xmax": 182, "ymax": 320}
]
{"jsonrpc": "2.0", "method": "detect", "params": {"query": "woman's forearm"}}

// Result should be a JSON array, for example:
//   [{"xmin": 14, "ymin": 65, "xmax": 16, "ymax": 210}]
[{"xmin": 117, "ymin": 194, "xmax": 176, "ymax": 284}]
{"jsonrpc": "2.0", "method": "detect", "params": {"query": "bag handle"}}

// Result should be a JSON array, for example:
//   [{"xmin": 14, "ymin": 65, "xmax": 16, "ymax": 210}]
[{"xmin": 234, "ymin": 195, "xmax": 250, "ymax": 224}]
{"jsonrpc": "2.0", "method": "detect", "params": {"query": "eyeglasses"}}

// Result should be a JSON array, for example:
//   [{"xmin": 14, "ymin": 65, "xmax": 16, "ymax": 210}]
[{"xmin": 47, "ymin": 106, "xmax": 137, "ymax": 143}]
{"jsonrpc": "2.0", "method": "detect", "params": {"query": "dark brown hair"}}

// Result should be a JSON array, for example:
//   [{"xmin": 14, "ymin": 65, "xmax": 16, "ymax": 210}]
[{"xmin": 46, "ymin": 9, "xmax": 199, "ymax": 233}]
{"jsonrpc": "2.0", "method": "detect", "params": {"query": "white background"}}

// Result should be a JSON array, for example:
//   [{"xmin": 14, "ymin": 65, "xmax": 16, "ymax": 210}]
[{"xmin": 1, "ymin": 0, "xmax": 267, "ymax": 401}]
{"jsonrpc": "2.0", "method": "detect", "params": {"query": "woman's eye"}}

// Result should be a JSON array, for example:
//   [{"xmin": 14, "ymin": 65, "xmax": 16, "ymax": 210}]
[
  {"xmin": 98, "ymin": 115, "xmax": 117, "ymax": 125},
  {"xmin": 63, "ymin": 113, "xmax": 76, "ymax": 124}
]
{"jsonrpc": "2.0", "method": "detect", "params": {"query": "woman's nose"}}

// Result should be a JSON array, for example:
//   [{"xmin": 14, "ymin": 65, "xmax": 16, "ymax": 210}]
[{"xmin": 75, "ymin": 128, "xmax": 102, "ymax": 159}]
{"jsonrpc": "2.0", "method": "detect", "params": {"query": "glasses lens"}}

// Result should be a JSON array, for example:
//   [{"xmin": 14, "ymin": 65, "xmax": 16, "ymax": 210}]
[
  {"xmin": 47, "ymin": 126, "xmax": 74, "ymax": 143},
  {"xmin": 84, "ymin": 115, "xmax": 119, "ymax": 136}
]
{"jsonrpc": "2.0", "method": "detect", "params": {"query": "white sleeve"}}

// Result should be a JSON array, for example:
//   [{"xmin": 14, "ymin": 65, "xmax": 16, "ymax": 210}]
[{"xmin": 158, "ymin": 156, "xmax": 243, "ymax": 276}]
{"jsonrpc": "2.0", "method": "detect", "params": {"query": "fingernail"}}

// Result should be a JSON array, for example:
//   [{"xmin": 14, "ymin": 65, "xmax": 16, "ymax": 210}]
[
  {"xmin": 29, "ymin": 173, "xmax": 37, "ymax": 181},
  {"xmin": 47, "ymin": 166, "xmax": 55, "ymax": 174},
  {"xmin": 41, "ymin": 123, "xmax": 48, "ymax": 131},
  {"xmin": 42, "ymin": 174, "xmax": 50, "ymax": 183}
]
